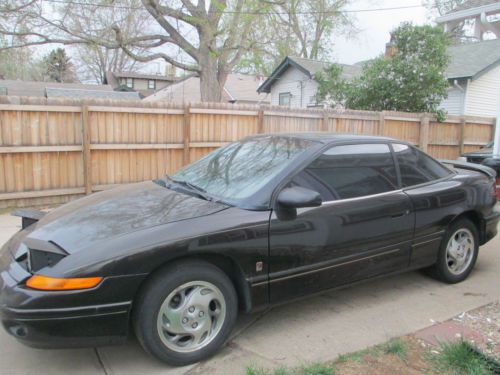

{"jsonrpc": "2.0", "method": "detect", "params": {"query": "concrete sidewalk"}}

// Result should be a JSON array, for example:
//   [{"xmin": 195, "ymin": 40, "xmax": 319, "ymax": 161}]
[{"xmin": 0, "ymin": 213, "xmax": 499, "ymax": 375}]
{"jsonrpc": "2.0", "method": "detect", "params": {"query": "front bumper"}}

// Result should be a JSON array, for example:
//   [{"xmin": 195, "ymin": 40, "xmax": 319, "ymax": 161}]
[
  {"xmin": 0, "ymin": 247, "xmax": 147, "ymax": 349},
  {"xmin": 1, "ymin": 301, "xmax": 131, "ymax": 348}
]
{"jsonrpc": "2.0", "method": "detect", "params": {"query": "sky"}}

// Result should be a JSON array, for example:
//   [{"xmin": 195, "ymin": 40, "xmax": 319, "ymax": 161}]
[{"xmin": 332, "ymin": 0, "xmax": 430, "ymax": 65}]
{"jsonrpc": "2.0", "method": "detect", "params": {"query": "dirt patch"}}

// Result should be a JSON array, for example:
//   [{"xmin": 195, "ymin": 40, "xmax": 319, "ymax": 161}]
[
  {"xmin": 451, "ymin": 301, "xmax": 500, "ymax": 358},
  {"xmin": 334, "ymin": 337, "xmax": 445, "ymax": 375},
  {"xmin": 334, "ymin": 301, "xmax": 500, "ymax": 374}
]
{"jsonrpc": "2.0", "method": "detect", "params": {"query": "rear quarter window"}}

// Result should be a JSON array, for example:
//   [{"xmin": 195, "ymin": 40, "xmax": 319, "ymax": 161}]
[{"xmin": 393, "ymin": 143, "xmax": 451, "ymax": 187}]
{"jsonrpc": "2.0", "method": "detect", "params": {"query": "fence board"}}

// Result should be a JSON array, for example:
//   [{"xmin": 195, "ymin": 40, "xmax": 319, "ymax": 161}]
[{"xmin": 0, "ymin": 98, "xmax": 495, "ymax": 208}]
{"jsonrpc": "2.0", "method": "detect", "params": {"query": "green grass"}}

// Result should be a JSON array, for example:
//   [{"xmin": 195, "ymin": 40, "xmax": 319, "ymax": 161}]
[
  {"xmin": 246, "ymin": 362, "xmax": 335, "ymax": 375},
  {"xmin": 335, "ymin": 339, "xmax": 407, "ymax": 364},
  {"xmin": 428, "ymin": 340, "xmax": 494, "ymax": 375},
  {"xmin": 382, "ymin": 339, "xmax": 408, "ymax": 359},
  {"xmin": 246, "ymin": 339, "xmax": 497, "ymax": 375},
  {"xmin": 337, "ymin": 349, "xmax": 369, "ymax": 363}
]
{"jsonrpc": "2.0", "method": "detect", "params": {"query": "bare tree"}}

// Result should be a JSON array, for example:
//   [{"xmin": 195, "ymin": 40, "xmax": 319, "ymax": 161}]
[
  {"xmin": 276, "ymin": 0, "xmax": 352, "ymax": 60},
  {"xmin": 236, "ymin": 0, "xmax": 355, "ymax": 75},
  {"xmin": 0, "ymin": 0, "xmax": 276, "ymax": 101},
  {"xmin": 62, "ymin": 0, "xmax": 148, "ymax": 83},
  {"xmin": 423, "ymin": 0, "xmax": 471, "ymax": 42}
]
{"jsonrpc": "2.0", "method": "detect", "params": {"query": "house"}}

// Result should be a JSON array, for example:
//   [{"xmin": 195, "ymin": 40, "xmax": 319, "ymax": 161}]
[
  {"xmin": 256, "ymin": 56, "xmax": 362, "ymax": 108},
  {"xmin": 260, "ymin": 39, "xmax": 500, "ymax": 117},
  {"xmin": 105, "ymin": 71, "xmax": 177, "ymax": 97},
  {"xmin": 436, "ymin": 0, "xmax": 500, "ymax": 40},
  {"xmin": 144, "ymin": 73, "xmax": 270, "ymax": 105},
  {"xmin": 0, "ymin": 80, "xmax": 141, "ymax": 100},
  {"xmin": 439, "ymin": 38, "xmax": 500, "ymax": 117}
]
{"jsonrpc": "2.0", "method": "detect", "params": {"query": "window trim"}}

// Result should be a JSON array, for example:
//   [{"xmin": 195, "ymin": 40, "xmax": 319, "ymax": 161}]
[
  {"xmin": 319, "ymin": 188, "xmax": 404, "ymax": 206},
  {"xmin": 148, "ymin": 79, "xmax": 156, "ymax": 90},
  {"xmin": 126, "ymin": 77, "xmax": 134, "ymax": 88},
  {"xmin": 279, "ymin": 92, "xmax": 292, "ymax": 107}
]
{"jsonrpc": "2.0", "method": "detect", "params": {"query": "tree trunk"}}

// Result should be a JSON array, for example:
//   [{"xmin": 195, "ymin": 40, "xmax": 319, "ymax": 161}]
[{"xmin": 199, "ymin": 54, "xmax": 225, "ymax": 102}]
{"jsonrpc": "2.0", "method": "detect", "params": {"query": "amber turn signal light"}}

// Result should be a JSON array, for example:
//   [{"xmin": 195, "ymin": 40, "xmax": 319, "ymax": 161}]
[{"xmin": 26, "ymin": 275, "xmax": 103, "ymax": 291}]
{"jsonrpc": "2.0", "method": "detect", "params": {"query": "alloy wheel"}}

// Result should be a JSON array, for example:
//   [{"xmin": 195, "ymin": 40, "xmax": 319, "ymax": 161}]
[
  {"xmin": 445, "ymin": 228, "xmax": 475, "ymax": 275},
  {"xmin": 156, "ymin": 281, "xmax": 226, "ymax": 353}
]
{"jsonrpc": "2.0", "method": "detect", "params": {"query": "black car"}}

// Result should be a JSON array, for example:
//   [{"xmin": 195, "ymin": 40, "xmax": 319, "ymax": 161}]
[
  {"xmin": 1, "ymin": 134, "xmax": 499, "ymax": 366},
  {"xmin": 462, "ymin": 141, "xmax": 493, "ymax": 164}
]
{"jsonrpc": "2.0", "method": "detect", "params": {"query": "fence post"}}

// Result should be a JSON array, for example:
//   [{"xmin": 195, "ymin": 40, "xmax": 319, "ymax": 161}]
[
  {"xmin": 459, "ymin": 116, "xmax": 466, "ymax": 155},
  {"xmin": 378, "ymin": 111, "xmax": 385, "ymax": 136},
  {"xmin": 81, "ymin": 104, "xmax": 92, "ymax": 195},
  {"xmin": 257, "ymin": 108, "xmax": 264, "ymax": 134},
  {"xmin": 321, "ymin": 108, "xmax": 328, "ymax": 132},
  {"xmin": 419, "ymin": 115, "xmax": 430, "ymax": 152},
  {"xmin": 183, "ymin": 105, "xmax": 191, "ymax": 165}
]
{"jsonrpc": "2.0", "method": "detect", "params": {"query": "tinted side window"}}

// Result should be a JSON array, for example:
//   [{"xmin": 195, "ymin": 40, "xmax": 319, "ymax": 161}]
[
  {"xmin": 291, "ymin": 144, "xmax": 398, "ymax": 200},
  {"xmin": 393, "ymin": 143, "xmax": 451, "ymax": 187}
]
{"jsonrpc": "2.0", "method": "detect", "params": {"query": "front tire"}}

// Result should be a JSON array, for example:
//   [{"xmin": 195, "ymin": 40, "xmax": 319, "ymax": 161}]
[
  {"xmin": 431, "ymin": 218, "xmax": 479, "ymax": 284},
  {"xmin": 133, "ymin": 260, "xmax": 238, "ymax": 366}
]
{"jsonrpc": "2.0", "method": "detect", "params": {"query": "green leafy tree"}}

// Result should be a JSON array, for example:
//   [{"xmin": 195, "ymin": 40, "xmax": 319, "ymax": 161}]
[
  {"xmin": 316, "ymin": 23, "xmax": 450, "ymax": 120},
  {"xmin": 42, "ymin": 48, "xmax": 78, "ymax": 83},
  {"xmin": 314, "ymin": 63, "xmax": 349, "ymax": 107}
]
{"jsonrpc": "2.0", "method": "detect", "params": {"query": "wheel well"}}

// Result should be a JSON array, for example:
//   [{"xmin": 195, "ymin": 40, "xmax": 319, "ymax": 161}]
[
  {"xmin": 451, "ymin": 210, "xmax": 484, "ymax": 244},
  {"xmin": 131, "ymin": 254, "xmax": 253, "ymax": 317}
]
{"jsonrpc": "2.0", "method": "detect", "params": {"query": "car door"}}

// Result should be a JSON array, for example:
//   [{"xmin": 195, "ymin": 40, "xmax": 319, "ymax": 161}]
[
  {"xmin": 391, "ymin": 143, "xmax": 458, "ymax": 269},
  {"xmin": 268, "ymin": 143, "xmax": 415, "ymax": 303}
]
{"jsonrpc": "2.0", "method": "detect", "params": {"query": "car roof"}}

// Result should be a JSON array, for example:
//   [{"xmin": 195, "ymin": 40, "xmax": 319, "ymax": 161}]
[{"xmin": 246, "ymin": 132, "xmax": 396, "ymax": 144}]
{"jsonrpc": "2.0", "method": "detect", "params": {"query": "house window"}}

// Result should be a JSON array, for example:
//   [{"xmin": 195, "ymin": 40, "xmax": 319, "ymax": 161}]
[
  {"xmin": 148, "ymin": 79, "xmax": 156, "ymax": 90},
  {"xmin": 126, "ymin": 78, "xmax": 134, "ymax": 88},
  {"xmin": 279, "ymin": 92, "xmax": 291, "ymax": 106}
]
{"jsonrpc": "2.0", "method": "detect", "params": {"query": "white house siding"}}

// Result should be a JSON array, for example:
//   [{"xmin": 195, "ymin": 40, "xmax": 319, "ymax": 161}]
[
  {"xmin": 270, "ymin": 67, "xmax": 319, "ymax": 108},
  {"xmin": 464, "ymin": 64, "xmax": 500, "ymax": 117},
  {"xmin": 439, "ymin": 83, "xmax": 466, "ymax": 115}
]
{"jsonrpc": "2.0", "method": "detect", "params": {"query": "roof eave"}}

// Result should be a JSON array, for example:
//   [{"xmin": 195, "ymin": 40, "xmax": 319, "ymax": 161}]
[
  {"xmin": 257, "ymin": 57, "xmax": 312, "ymax": 93},
  {"xmin": 471, "ymin": 58, "xmax": 500, "ymax": 80},
  {"xmin": 436, "ymin": 2, "xmax": 500, "ymax": 23},
  {"xmin": 447, "ymin": 75, "xmax": 472, "ymax": 81}
]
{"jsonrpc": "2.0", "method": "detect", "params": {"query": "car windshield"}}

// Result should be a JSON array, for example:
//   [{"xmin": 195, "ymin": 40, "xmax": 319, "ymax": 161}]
[{"xmin": 171, "ymin": 136, "xmax": 317, "ymax": 202}]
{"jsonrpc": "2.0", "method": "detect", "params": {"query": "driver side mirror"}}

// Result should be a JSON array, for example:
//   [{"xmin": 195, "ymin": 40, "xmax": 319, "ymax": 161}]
[{"xmin": 276, "ymin": 186, "xmax": 322, "ymax": 220}]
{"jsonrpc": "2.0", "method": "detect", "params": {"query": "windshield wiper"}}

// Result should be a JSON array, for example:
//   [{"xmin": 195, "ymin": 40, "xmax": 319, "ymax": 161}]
[{"xmin": 163, "ymin": 175, "xmax": 218, "ymax": 202}]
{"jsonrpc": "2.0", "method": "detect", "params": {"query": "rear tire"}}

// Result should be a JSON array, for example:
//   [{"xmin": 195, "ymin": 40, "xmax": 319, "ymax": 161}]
[
  {"xmin": 430, "ymin": 218, "xmax": 479, "ymax": 284},
  {"xmin": 133, "ymin": 260, "xmax": 238, "ymax": 366}
]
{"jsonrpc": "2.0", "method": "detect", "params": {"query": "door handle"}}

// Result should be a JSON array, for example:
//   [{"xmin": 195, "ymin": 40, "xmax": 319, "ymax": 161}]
[{"xmin": 391, "ymin": 210, "xmax": 410, "ymax": 218}]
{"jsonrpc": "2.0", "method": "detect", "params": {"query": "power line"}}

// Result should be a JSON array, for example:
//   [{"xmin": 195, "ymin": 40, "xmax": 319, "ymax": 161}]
[{"xmin": 32, "ymin": 0, "xmax": 424, "ymax": 15}]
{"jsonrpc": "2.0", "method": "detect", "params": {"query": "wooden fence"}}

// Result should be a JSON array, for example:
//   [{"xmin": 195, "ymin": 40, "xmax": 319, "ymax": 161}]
[{"xmin": 0, "ymin": 97, "xmax": 495, "ymax": 208}]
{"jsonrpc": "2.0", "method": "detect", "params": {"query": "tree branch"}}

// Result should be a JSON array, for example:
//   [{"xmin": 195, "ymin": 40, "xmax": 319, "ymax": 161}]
[
  {"xmin": 141, "ymin": 0, "xmax": 199, "ymax": 59},
  {"xmin": 113, "ymin": 26, "xmax": 199, "ymax": 72}
]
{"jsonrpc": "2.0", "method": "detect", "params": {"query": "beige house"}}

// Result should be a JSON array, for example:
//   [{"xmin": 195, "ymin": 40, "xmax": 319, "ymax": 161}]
[
  {"xmin": 106, "ymin": 72, "xmax": 177, "ymax": 97},
  {"xmin": 144, "ymin": 73, "xmax": 270, "ymax": 105}
]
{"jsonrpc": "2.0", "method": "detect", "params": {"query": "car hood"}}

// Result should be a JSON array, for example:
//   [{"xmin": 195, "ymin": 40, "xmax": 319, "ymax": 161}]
[{"xmin": 26, "ymin": 181, "xmax": 229, "ymax": 254}]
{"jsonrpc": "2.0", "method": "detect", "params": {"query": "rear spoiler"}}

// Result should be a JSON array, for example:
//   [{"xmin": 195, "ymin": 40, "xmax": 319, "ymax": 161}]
[
  {"xmin": 439, "ymin": 159, "xmax": 497, "ymax": 178},
  {"xmin": 11, "ymin": 208, "xmax": 47, "ymax": 229}
]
